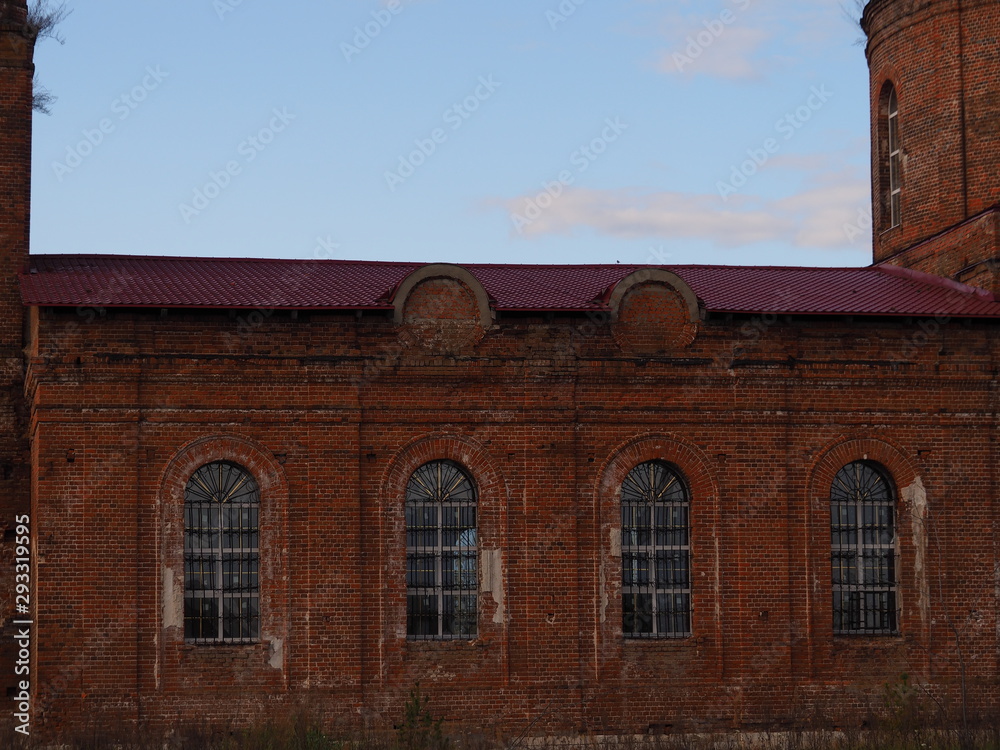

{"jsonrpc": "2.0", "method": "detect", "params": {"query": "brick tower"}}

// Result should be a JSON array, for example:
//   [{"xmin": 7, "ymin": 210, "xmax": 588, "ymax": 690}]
[
  {"xmin": 864, "ymin": 0, "xmax": 1000, "ymax": 289},
  {"xmin": 0, "ymin": 0, "xmax": 34, "ymax": 713}
]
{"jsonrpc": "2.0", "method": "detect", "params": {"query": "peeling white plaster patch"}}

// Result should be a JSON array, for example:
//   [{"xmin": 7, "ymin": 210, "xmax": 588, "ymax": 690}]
[
  {"xmin": 602, "ymin": 527, "xmax": 620, "ymax": 624},
  {"xmin": 162, "ymin": 567, "xmax": 182, "ymax": 630},
  {"xmin": 423, "ymin": 665, "xmax": 457, "ymax": 681},
  {"xmin": 481, "ymin": 548, "xmax": 506, "ymax": 624},
  {"xmin": 714, "ymin": 524, "xmax": 722, "ymax": 625},
  {"xmin": 269, "ymin": 638, "xmax": 284, "ymax": 670},
  {"xmin": 903, "ymin": 477, "xmax": 928, "ymax": 629},
  {"xmin": 599, "ymin": 578, "xmax": 608, "ymax": 624}
]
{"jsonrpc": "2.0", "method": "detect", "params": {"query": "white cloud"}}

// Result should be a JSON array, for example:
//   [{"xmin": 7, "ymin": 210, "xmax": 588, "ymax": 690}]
[
  {"xmin": 649, "ymin": 0, "xmax": 859, "ymax": 81},
  {"xmin": 495, "ymin": 172, "xmax": 870, "ymax": 250},
  {"xmin": 661, "ymin": 25, "xmax": 771, "ymax": 80},
  {"xmin": 764, "ymin": 153, "xmax": 834, "ymax": 172}
]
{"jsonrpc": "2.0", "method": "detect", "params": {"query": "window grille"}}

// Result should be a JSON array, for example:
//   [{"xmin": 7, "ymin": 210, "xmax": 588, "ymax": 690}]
[
  {"xmin": 184, "ymin": 461, "xmax": 260, "ymax": 643},
  {"xmin": 406, "ymin": 460, "xmax": 478, "ymax": 639},
  {"xmin": 887, "ymin": 87, "xmax": 901, "ymax": 228},
  {"xmin": 621, "ymin": 460, "xmax": 691, "ymax": 638},
  {"xmin": 831, "ymin": 461, "xmax": 898, "ymax": 635}
]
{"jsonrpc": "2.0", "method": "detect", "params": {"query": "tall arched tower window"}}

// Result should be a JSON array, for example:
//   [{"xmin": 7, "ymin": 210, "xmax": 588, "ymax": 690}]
[
  {"xmin": 406, "ymin": 460, "xmax": 478, "ymax": 639},
  {"xmin": 184, "ymin": 461, "xmax": 261, "ymax": 642},
  {"xmin": 621, "ymin": 460, "xmax": 691, "ymax": 638},
  {"xmin": 830, "ymin": 460, "xmax": 898, "ymax": 635},
  {"xmin": 883, "ymin": 84, "xmax": 902, "ymax": 230}
]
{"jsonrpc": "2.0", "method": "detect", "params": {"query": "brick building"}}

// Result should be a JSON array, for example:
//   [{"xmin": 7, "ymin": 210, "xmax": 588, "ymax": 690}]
[{"xmin": 2, "ymin": 0, "xmax": 1000, "ymax": 739}]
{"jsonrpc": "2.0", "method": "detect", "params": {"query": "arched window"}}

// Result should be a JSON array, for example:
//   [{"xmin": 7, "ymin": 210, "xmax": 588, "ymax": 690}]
[
  {"xmin": 406, "ymin": 460, "xmax": 478, "ymax": 639},
  {"xmin": 830, "ymin": 461, "xmax": 898, "ymax": 635},
  {"xmin": 884, "ymin": 84, "xmax": 902, "ymax": 229},
  {"xmin": 184, "ymin": 461, "xmax": 260, "ymax": 642},
  {"xmin": 621, "ymin": 460, "xmax": 691, "ymax": 638}
]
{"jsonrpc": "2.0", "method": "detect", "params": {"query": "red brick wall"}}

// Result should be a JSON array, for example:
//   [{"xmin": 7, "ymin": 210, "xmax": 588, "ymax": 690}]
[
  {"xmin": 23, "ymin": 304, "xmax": 1000, "ymax": 738},
  {"xmin": 865, "ymin": 0, "xmax": 1000, "ymax": 266},
  {"xmin": 400, "ymin": 276, "xmax": 486, "ymax": 352},
  {"xmin": 877, "ymin": 209, "xmax": 1000, "ymax": 291},
  {"xmin": 612, "ymin": 282, "xmax": 693, "ymax": 354}
]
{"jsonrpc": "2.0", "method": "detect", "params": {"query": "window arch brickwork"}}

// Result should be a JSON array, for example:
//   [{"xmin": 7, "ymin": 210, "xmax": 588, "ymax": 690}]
[
  {"xmin": 160, "ymin": 435, "xmax": 289, "ymax": 683},
  {"xmin": 595, "ymin": 433, "xmax": 722, "ymax": 681},
  {"xmin": 378, "ymin": 434, "xmax": 510, "ymax": 682},
  {"xmin": 807, "ymin": 436, "xmax": 924, "ymax": 657}
]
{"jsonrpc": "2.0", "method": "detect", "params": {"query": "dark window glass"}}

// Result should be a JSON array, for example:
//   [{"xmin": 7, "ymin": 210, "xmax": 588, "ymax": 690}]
[
  {"xmin": 830, "ymin": 461, "xmax": 899, "ymax": 635},
  {"xmin": 621, "ymin": 461, "xmax": 691, "ymax": 638},
  {"xmin": 184, "ymin": 461, "xmax": 260, "ymax": 643},
  {"xmin": 887, "ymin": 87, "xmax": 902, "ymax": 228},
  {"xmin": 406, "ymin": 460, "xmax": 478, "ymax": 639}
]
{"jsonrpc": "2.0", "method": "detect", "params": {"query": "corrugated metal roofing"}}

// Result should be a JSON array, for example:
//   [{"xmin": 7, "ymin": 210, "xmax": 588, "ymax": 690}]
[{"xmin": 19, "ymin": 254, "xmax": 1000, "ymax": 318}]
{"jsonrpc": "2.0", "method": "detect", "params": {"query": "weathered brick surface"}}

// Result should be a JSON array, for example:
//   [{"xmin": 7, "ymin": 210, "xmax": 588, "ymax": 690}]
[
  {"xmin": 866, "ymin": 0, "xmax": 1000, "ymax": 271},
  {"xmin": 612, "ymin": 282, "xmax": 692, "ymax": 354},
  {"xmin": 20, "ymin": 304, "xmax": 1000, "ymax": 737},
  {"xmin": 880, "ymin": 209, "xmax": 999, "ymax": 292},
  {"xmin": 400, "ymin": 276, "xmax": 486, "ymax": 353}
]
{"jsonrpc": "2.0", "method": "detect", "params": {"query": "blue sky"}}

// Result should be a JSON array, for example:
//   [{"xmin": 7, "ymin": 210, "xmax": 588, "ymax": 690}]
[{"xmin": 29, "ymin": 0, "xmax": 875, "ymax": 268}]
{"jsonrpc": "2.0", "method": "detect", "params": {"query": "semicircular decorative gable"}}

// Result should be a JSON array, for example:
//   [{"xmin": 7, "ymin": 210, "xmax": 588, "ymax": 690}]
[
  {"xmin": 392, "ymin": 264, "xmax": 493, "ymax": 352},
  {"xmin": 607, "ymin": 269, "xmax": 701, "ymax": 354}
]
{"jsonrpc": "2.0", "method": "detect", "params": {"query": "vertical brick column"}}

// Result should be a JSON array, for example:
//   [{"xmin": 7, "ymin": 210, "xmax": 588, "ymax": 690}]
[{"xmin": 0, "ymin": 0, "xmax": 33, "ymax": 722}]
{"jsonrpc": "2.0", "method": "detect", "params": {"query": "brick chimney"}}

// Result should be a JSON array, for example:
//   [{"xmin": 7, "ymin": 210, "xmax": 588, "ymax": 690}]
[
  {"xmin": 0, "ymin": 0, "xmax": 33, "ymax": 350},
  {"xmin": 0, "ymin": 0, "xmax": 33, "ymax": 717}
]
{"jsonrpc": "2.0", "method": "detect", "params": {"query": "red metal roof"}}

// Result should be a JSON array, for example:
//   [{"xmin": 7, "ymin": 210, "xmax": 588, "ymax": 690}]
[{"xmin": 19, "ymin": 254, "xmax": 1000, "ymax": 318}]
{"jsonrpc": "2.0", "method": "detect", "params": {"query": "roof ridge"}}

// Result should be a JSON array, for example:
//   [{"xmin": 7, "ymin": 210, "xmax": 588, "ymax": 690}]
[
  {"xmin": 29, "ymin": 254, "xmax": 423, "ymax": 267},
  {"xmin": 29, "ymin": 254, "xmax": 875, "ymax": 273},
  {"xmin": 20, "ymin": 256, "xmax": 1000, "ymax": 317}
]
